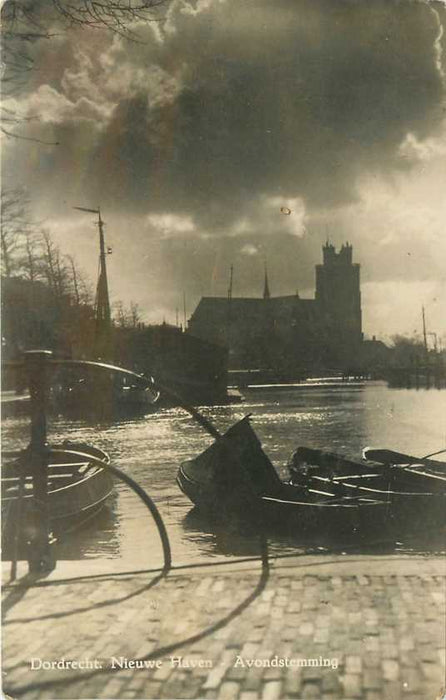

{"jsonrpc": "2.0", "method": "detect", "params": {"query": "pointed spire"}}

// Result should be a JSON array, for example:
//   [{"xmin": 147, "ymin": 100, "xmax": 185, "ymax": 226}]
[{"xmin": 263, "ymin": 261, "xmax": 271, "ymax": 300}]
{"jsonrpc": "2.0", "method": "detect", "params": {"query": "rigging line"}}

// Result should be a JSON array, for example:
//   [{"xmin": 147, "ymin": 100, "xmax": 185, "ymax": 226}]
[{"xmin": 421, "ymin": 448, "xmax": 446, "ymax": 460}]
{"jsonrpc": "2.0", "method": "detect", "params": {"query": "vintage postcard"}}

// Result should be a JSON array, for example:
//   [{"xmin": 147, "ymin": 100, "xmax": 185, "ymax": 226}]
[{"xmin": 1, "ymin": 1, "xmax": 445, "ymax": 699}]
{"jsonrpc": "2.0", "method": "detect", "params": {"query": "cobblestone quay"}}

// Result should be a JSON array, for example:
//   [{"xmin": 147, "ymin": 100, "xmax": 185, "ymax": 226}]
[{"xmin": 2, "ymin": 555, "xmax": 445, "ymax": 699}]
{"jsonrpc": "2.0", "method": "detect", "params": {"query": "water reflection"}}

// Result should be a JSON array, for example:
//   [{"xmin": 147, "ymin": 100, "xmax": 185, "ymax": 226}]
[
  {"xmin": 53, "ymin": 498, "xmax": 120, "ymax": 561},
  {"xmin": 2, "ymin": 383, "xmax": 445, "ymax": 566},
  {"xmin": 181, "ymin": 506, "xmax": 445, "ymax": 559}
]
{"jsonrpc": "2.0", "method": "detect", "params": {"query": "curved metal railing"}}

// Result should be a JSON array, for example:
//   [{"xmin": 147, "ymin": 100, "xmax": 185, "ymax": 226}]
[
  {"xmin": 49, "ymin": 448, "xmax": 172, "ymax": 573},
  {"xmin": 1, "ymin": 350, "xmax": 258, "ymax": 582},
  {"xmin": 2, "ymin": 352, "xmax": 176, "ymax": 579}
]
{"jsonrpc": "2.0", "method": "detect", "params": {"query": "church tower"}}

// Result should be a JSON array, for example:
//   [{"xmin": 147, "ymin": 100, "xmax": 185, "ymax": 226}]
[{"xmin": 315, "ymin": 243, "xmax": 362, "ymax": 365}]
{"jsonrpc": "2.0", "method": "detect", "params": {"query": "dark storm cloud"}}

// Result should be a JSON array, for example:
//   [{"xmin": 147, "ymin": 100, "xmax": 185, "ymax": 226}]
[
  {"xmin": 77, "ymin": 0, "xmax": 445, "ymax": 227},
  {"xmin": 5, "ymin": 0, "xmax": 444, "ymax": 226}
]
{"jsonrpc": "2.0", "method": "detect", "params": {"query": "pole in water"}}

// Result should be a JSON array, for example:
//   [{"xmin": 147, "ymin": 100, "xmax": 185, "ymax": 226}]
[
  {"xmin": 228, "ymin": 264, "xmax": 233, "ymax": 301},
  {"xmin": 422, "ymin": 306, "xmax": 428, "ymax": 363}
]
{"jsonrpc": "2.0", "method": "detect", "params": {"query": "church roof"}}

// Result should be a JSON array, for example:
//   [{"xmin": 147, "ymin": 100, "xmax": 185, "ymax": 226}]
[{"xmin": 189, "ymin": 295, "xmax": 317, "ymax": 325}]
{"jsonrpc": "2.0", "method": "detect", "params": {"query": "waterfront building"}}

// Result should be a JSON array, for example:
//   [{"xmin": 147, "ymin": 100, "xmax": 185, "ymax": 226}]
[{"xmin": 187, "ymin": 243, "xmax": 363, "ymax": 372}]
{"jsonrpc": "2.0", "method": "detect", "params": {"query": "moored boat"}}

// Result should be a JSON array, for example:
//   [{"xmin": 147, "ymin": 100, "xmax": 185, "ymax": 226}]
[
  {"xmin": 177, "ymin": 416, "xmax": 446, "ymax": 538},
  {"xmin": 1, "ymin": 442, "xmax": 114, "ymax": 558},
  {"xmin": 177, "ymin": 417, "xmax": 387, "ymax": 538},
  {"xmin": 289, "ymin": 443, "xmax": 446, "ymax": 495},
  {"xmin": 51, "ymin": 364, "xmax": 160, "ymax": 419}
]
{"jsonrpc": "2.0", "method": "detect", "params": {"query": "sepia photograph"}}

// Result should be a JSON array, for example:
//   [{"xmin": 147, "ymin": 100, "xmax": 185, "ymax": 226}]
[{"xmin": 1, "ymin": 1, "xmax": 446, "ymax": 699}]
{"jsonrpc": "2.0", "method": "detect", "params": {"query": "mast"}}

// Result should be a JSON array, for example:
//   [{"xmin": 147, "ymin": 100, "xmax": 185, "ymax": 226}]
[
  {"xmin": 95, "ymin": 209, "xmax": 111, "ymax": 328},
  {"xmin": 74, "ymin": 206, "xmax": 111, "ymax": 357}
]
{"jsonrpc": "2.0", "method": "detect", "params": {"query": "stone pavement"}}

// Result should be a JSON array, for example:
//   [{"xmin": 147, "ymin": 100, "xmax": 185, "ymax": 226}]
[{"xmin": 2, "ymin": 555, "xmax": 445, "ymax": 700}]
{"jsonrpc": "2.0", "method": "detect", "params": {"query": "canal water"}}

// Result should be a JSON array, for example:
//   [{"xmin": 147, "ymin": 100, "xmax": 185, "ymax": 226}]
[{"xmin": 2, "ymin": 382, "xmax": 445, "ymax": 569}]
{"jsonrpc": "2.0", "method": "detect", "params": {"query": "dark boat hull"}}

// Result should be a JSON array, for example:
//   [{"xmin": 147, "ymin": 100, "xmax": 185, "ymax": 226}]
[
  {"xmin": 50, "ymin": 364, "xmax": 160, "ymax": 419},
  {"xmin": 52, "ymin": 384, "xmax": 159, "ymax": 419},
  {"xmin": 290, "ymin": 446, "xmax": 446, "ymax": 491},
  {"xmin": 2, "ymin": 443, "xmax": 114, "ymax": 558},
  {"xmin": 289, "ymin": 446, "xmax": 446, "ymax": 532},
  {"xmin": 177, "ymin": 418, "xmax": 446, "ymax": 539},
  {"xmin": 177, "ymin": 464, "xmax": 386, "ymax": 537}
]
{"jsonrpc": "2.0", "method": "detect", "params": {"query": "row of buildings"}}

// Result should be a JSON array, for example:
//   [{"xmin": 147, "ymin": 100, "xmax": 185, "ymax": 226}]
[
  {"xmin": 2, "ymin": 242, "xmax": 382, "ymax": 402},
  {"xmin": 187, "ymin": 243, "xmax": 364, "ymax": 374}
]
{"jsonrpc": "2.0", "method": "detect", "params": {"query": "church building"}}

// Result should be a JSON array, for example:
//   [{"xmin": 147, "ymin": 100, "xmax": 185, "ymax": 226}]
[{"xmin": 187, "ymin": 243, "xmax": 363, "ymax": 373}]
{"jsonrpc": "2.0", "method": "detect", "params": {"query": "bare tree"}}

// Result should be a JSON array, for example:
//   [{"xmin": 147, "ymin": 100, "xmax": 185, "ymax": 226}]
[
  {"xmin": 113, "ymin": 300, "xmax": 127, "ymax": 327},
  {"xmin": 1, "ymin": 188, "xmax": 95, "ymax": 303},
  {"xmin": 1, "ymin": 0, "xmax": 165, "ymax": 83},
  {"xmin": 129, "ymin": 301, "xmax": 141, "ymax": 328},
  {"xmin": 55, "ymin": 248, "xmax": 70, "ymax": 296},
  {"xmin": 48, "ymin": 0, "xmax": 165, "ymax": 35},
  {"xmin": 40, "ymin": 229, "xmax": 70, "ymax": 297},
  {"xmin": 112, "ymin": 300, "xmax": 142, "ymax": 328},
  {"xmin": 1, "ymin": 0, "xmax": 165, "ymax": 141},
  {"xmin": 77, "ymin": 269, "xmax": 94, "ymax": 305},
  {"xmin": 21, "ymin": 229, "xmax": 43, "ymax": 281},
  {"xmin": 1, "ymin": 223, "xmax": 17, "ymax": 278},
  {"xmin": 41, "ymin": 230, "xmax": 56, "ymax": 291},
  {"xmin": 1, "ymin": 186, "xmax": 33, "ymax": 277},
  {"xmin": 67, "ymin": 255, "xmax": 81, "ymax": 305},
  {"xmin": 66, "ymin": 254, "xmax": 93, "ymax": 305}
]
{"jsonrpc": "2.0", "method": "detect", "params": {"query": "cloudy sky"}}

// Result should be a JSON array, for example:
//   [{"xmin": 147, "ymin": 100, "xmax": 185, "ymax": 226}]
[{"xmin": 3, "ymin": 0, "xmax": 446, "ymax": 343}]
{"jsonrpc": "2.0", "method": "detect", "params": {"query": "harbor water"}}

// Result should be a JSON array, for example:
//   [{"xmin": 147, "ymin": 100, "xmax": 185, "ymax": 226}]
[{"xmin": 2, "ymin": 381, "xmax": 445, "ymax": 569}]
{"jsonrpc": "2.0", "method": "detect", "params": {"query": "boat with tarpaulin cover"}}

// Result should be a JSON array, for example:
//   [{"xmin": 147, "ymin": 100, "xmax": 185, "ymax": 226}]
[{"xmin": 177, "ymin": 416, "xmax": 446, "ymax": 538}]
